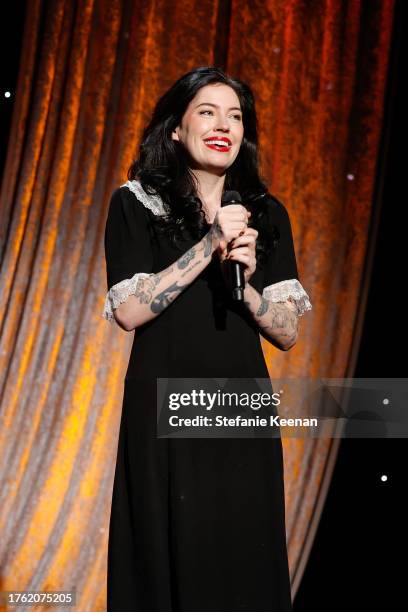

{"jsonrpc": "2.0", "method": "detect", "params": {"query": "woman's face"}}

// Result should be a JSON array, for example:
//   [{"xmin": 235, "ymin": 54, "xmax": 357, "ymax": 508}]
[{"xmin": 171, "ymin": 83, "xmax": 244, "ymax": 175}]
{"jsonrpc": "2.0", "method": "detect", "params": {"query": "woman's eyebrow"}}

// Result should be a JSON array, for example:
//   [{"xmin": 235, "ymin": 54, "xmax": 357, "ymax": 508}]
[{"xmin": 195, "ymin": 102, "xmax": 242, "ymax": 111}]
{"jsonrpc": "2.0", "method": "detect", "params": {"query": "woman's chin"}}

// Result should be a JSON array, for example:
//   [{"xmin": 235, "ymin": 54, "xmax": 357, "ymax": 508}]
[{"xmin": 193, "ymin": 160, "xmax": 230, "ymax": 175}]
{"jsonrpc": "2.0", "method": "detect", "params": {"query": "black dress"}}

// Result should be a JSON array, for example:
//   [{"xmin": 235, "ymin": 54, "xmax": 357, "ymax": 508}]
[{"xmin": 103, "ymin": 179, "xmax": 312, "ymax": 611}]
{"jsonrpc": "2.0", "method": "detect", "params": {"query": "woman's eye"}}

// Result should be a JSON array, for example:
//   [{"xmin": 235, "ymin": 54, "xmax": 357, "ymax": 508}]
[{"xmin": 199, "ymin": 110, "xmax": 242, "ymax": 120}]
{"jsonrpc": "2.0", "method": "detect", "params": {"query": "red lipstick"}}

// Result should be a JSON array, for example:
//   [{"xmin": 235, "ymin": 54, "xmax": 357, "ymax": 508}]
[{"xmin": 203, "ymin": 136, "xmax": 232, "ymax": 152}]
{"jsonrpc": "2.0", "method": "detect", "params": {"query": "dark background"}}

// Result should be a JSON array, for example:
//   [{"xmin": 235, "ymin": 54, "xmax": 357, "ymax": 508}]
[{"xmin": 1, "ymin": 2, "xmax": 405, "ymax": 610}]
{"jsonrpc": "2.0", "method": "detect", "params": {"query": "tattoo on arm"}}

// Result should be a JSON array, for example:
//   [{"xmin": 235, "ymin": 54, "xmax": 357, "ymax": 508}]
[
  {"xmin": 202, "ymin": 231, "xmax": 214, "ymax": 257},
  {"xmin": 129, "ymin": 229, "xmax": 216, "ymax": 317},
  {"xmin": 132, "ymin": 276, "xmax": 160, "ymax": 304},
  {"xmin": 244, "ymin": 286, "xmax": 298, "ymax": 347},
  {"xmin": 206, "ymin": 221, "xmax": 223, "ymax": 251},
  {"xmin": 258, "ymin": 302, "xmax": 298, "ymax": 345},
  {"xmin": 197, "ymin": 229, "xmax": 218, "ymax": 258},
  {"xmin": 180, "ymin": 260, "xmax": 201, "ymax": 277},
  {"xmin": 151, "ymin": 280, "xmax": 189, "ymax": 313},
  {"xmin": 256, "ymin": 297, "xmax": 269, "ymax": 317},
  {"xmin": 210, "ymin": 219, "xmax": 223, "ymax": 240},
  {"xmin": 177, "ymin": 248, "xmax": 195, "ymax": 269},
  {"xmin": 154, "ymin": 265, "xmax": 174, "ymax": 283},
  {"xmin": 177, "ymin": 227, "xmax": 216, "ymax": 271}
]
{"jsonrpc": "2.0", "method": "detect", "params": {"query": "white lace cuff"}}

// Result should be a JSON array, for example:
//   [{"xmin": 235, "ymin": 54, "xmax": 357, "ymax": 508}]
[
  {"xmin": 262, "ymin": 278, "xmax": 312, "ymax": 317},
  {"xmin": 102, "ymin": 272, "xmax": 154, "ymax": 322}
]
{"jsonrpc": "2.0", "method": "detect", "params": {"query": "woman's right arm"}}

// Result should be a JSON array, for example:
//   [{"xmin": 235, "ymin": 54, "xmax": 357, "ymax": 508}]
[
  {"xmin": 112, "ymin": 202, "xmax": 250, "ymax": 331},
  {"xmin": 114, "ymin": 223, "xmax": 221, "ymax": 331}
]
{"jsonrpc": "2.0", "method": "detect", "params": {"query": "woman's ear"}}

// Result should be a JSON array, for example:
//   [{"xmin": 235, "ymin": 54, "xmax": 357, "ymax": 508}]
[{"xmin": 171, "ymin": 127, "xmax": 179, "ymax": 141}]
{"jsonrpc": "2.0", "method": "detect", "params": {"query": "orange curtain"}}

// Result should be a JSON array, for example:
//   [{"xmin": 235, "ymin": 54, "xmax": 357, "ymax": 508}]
[{"xmin": 0, "ymin": 0, "xmax": 395, "ymax": 608}]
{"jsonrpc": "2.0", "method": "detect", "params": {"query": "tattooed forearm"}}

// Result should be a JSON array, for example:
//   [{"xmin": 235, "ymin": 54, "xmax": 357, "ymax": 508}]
[
  {"xmin": 177, "ymin": 248, "xmax": 196, "ymax": 269},
  {"xmin": 210, "ymin": 218, "xmax": 223, "ymax": 240},
  {"xmin": 180, "ymin": 260, "xmax": 201, "ymax": 277},
  {"xmin": 205, "ymin": 220, "xmax": 223, "ymax": 253},
  {"xmin": 155, "ymin": 265, "xmax": 175, "ymax": 282},
  {"xmin": 114, "ymin": 225, "xmax": 222, "ymax": 331},
  {"xmin": 177, "ymin": 227, "xmax": 218, "ymax": 270},
  {"xmin": 133, "ymin": 275, "xmax": 161, "ymax": 304},
  {"xmin": 256, "ymin": 297, "xmax": 269, "ymax": 317},
  {"xmin": 243, "ymin": 284, "xmax": 299, "ymax": 350},
  {"xmin": 202, "ymin": 231, "xmax": 214, "ymax": 257},
  {"xmin": 151, "ymin": 280, "xmax": 189, "ymax": 313},
  {"xmin": 197, "ymin": 229, "xmax": 220, "ymax": 258},
  {"xmin": 132, "ymin": 266, "xmax": 177, "ymax": 303},
  {"xmin": 258, "ymin": 302, "xmax": 298, "ymax": 346}
]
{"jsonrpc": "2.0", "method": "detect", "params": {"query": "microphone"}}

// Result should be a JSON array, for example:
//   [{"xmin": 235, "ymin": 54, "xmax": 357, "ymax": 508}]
[{"xmin": 221, "ymin": 190, "xmax": 246, "ymax": 302}]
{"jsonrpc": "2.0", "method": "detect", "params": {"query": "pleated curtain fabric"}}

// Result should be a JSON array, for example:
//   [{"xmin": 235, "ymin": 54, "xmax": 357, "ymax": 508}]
[{"xmin": 0, "ymin": 0, "xmax": 395, "ymax": 607}]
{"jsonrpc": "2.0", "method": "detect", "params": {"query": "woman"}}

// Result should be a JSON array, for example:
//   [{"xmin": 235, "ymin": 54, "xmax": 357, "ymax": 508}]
[{"xmin": 103, "ymin": 66, "xmax": 312, "ymax": 611}]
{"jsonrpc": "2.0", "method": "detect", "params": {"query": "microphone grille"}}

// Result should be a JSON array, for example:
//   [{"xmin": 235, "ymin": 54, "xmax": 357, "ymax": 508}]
[{"xmin": 221, "ymin": 190, "xmax": 241, "ymax": 206}]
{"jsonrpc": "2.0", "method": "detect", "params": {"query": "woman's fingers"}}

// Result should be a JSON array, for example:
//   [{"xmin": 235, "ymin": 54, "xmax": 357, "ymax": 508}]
[
  {"xmin": 214, "ymin": 205, "xmax": 252, "ymax": 244},
  {"xmin": 229, "ymin": 230, "xmax": 258, "ymax": 250},
  {"xmin": 227, "ymin": 246, "xmax": 256, "ymax": 283},
  {"xmin": 228, "ymin": 245, "xmax": 251, "ymax": 261},
  {"xmin": 218, "ymin": 227, "xmax": 257, "ymax": 261},
  {"xmin": 222, "ymin": 224, "xmax": 257, "ymax": 283}
]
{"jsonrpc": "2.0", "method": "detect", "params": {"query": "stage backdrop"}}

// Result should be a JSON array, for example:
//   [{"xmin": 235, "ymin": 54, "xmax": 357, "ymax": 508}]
[{"xmin": 0, "ymin": 0, "xmax": 395, "ymax": 609}]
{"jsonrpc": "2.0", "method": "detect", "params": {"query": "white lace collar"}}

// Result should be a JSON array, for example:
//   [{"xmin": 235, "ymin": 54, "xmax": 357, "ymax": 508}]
[{"xmin": 121, "ymin": 179, "xmax": 169, "ymax": 216}]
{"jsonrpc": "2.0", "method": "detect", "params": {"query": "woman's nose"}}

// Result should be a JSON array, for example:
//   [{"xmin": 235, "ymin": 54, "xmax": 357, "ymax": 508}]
[{"xmin": 215, "ymin": 117, "xmax": 230, "ymax": 131}]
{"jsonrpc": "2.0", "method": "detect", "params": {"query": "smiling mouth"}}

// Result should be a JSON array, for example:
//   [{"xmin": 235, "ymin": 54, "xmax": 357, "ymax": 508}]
[{"xmin": 203, "ymin": 139, "xmax": 232, "ymax": 152}]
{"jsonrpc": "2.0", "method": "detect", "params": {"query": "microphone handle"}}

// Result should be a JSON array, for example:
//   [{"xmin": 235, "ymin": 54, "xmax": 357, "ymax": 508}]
[
  {"xmin": 221, "ymin": 198, "xmax": 246, "ymax": 302},
  {"xmin": 229, "ymin": 257, "xmax": 245, "ymax": 301}
]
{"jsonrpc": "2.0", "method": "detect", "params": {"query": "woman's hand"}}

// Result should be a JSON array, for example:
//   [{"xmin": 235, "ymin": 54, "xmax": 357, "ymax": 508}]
[
  {"xmin": 218, "ymin": 227, "xmax": 259, "ymax": 284},
  {"xmin": 209, "ymin": 205, "xmax": 251, "ymax": 249}
]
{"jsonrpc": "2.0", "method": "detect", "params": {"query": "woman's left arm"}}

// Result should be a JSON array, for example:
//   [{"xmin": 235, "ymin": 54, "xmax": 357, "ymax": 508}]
[
  {"xmin": 242, "ymin": 284, "xmax": 299, "ymax": 351},
  {"xmin": 222, "ymin": 222, "xmax": 308, "ymax": 351}
]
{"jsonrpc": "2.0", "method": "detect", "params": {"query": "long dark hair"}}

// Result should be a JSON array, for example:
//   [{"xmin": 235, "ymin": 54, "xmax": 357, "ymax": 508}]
[{"xmin": 127, "ymin": 66, "xmax": 278, "ymax": 264}]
